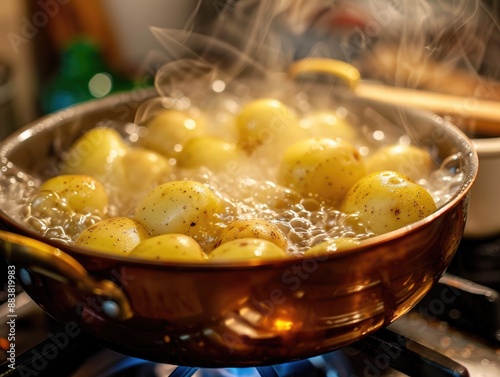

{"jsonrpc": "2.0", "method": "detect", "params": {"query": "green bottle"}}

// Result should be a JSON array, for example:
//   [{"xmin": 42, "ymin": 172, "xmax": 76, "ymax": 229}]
[{"xmin": 41, "ymin": 39, "xmax": 139, "ymax": 114}]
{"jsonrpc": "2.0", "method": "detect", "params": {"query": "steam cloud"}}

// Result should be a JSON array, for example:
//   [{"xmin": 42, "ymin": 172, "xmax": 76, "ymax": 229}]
[{"xmin": 140, "ymin": 0, "xmax": 500, "ymax": 124}]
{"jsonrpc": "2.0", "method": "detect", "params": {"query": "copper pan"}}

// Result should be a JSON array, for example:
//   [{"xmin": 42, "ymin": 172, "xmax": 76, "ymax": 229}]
[{"xmin": 0, "ymin": 78, "xmax": 477, "ymax": 367}]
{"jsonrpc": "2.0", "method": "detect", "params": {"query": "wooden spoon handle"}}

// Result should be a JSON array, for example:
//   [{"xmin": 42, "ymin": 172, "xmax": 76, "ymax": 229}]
[{"xmin": 356, "ymin": 82, "xmax": 500, "ymax": 136}]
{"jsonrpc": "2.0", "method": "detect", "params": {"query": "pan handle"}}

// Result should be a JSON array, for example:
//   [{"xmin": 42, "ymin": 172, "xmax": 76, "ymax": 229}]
[
  {"xmin": 0, "ymin": 230, "xmax": 133, "ymax": 320},
  {"xmin": 288, "ymin": 58, "xmax": 361, "ymax": 89}
]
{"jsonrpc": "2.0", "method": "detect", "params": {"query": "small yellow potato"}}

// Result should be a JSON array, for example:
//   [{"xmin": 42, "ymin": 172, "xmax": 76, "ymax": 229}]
[
  {"xmin": 140, "ymin": 109, "xmax": 205, "ymax": 157},
  {"xmin": 304, "ymin": 237, "xmax": 360, "ymax": 257},
  {"xmin": 236, "ymin": 98, "xmax": 303, "ymax": 152},
  {"xmin": 129, "ymin": 233, "xmax": 207, "ymax": 262},
  {"xmin": 277, "ymin": 137, "xmax": 366, "ymax": 205},
  {"xmin": 208, "ymin": 238, "xmax": 287, "ymax": 261},
  {"xmin": 301, "ymin": 111, "xmax": 357, "ymax": 142},
  {"xmin": 340, "ymin": 171, "xmax": 437, "ymax": 235},
  {"xmin": 29, "ymin": 190, "xmax": 72, "ymax": 225},
  {"xmin": 177, "ymin": 136, "xmax": 243, "ymax": 172},
  {"xmin": 39, "ymin": 174, "xmax": 109, "ymax": 217},
  {"xmin": 134, "ymin": 180, "xmax": 223, "ymax": 240},
  {"xmin": 365, "ymin": 144, "xmax": 435, "ymax": 182},
  {"xmin": 120, "ymin": 147, "xmax": 172, "ymax": 194},
  {"xmin": 217, "ymin": 219, "xmax": 288, "ymax": 250},
  {"xmin": 75, "ymin": 217, "xmax": 150, "ymax": 255},
  {"xmin": 62, "ymin": 128, "xmax": 127, "ymax": 182}
]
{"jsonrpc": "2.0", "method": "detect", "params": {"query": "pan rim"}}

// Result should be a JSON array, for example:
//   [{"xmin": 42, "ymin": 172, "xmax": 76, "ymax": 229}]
[{"xmin": 0, "ymin": 88, "xmax": 479, "ymax": 270}]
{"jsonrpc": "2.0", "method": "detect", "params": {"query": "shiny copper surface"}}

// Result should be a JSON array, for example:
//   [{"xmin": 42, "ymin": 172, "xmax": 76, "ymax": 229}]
[{"xmin": 0, "ymin": 88, "xmax": 478, "ymax": 367}]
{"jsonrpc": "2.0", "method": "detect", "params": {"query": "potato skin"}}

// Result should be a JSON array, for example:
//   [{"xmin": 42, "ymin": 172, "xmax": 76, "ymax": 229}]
[
  {"xmin": 39, "ymin": 174, "xmax": 109, "ymax": 216},
  {"xmin": 75, "ymin": 217, "xmax": 150, "ymax": 255},
  {"xmin": 340, "ymin": 171, "xmax": 437, "ymax": 235},
  {"xmin": 129, "ymin": 233, "xmax": 207, "ymax": 262},
  {"xmin": 277, "ymin": 137, "xmax": 366, "ymax": 205},
  {"xmin": 301, "ymin": 111, "xmax": 357, "ymax": 143},
  {"xmin": 119, "ymin": 147, "xmax": 171, "ymax": 195},
  {"xmin": 134, "ymin": 180, "xmax": 223, "ymax": 240},
  {"xmin": 141, "ymin": 109, "xmax": 205, "ymax": 157},
  {"xmin": 208, "ymin": 238, "xmax": 288, "ymax": 261},
  {"xmin": 62, "ymin": 127, "xmax": 127, "ymax": 182},
  {"xmin": 177, "ymin": 136, "xmax": 243, "ymax": 172},
  {"xmin": 217, "ymin": 219, "xmax": 288, "ymax": 251},
  {"xmin": 366, "ymin": 144, "xmax": 435, "ymax": 182},
  {"xmin": 236, "ymin": 98, "xmax": 303, "ymax": 152}
]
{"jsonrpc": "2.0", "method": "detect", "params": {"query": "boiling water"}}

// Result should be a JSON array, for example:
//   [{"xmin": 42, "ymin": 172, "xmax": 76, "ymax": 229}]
[{"xmin": 0, "ymin": 96, "xmax": 466, "ymax": 256}]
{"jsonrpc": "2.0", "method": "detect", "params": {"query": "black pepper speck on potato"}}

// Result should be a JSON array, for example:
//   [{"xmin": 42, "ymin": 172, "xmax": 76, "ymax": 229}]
[{"xmin": 340, "ymin": 171, "xmax": 437, "ymax": 235}]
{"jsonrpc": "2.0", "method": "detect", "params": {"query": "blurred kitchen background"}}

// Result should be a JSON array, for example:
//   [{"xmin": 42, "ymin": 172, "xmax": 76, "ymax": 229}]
[
  {"xmin": 1, "ymin": 0, "xmax": 500, "ymax": 140},
  {"xmin": 0, "ymin": 0, "xmax": 204, "ymax": 139}
]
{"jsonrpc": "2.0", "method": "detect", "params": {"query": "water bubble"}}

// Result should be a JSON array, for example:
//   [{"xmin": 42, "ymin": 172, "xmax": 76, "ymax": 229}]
[{"xmin": 0, "ymin": 87, "xmax": 465, "ymax": 255}]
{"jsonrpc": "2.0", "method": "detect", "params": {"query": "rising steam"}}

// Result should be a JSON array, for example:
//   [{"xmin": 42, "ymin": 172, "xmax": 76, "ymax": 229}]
[{"xmin": 137, "ymin": 0, "xmax": 500, "ymax": 131}]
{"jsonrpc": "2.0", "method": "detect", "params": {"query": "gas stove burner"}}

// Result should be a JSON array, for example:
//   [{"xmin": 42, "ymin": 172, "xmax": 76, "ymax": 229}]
[
  {"xmin": 72, "ymin": 349, "xmax": 352, "ymax": 377},
  {"xmin": 1, "ymin": 327, "xmax": 353, "ymax": 377},
  {"xmin": 1, "ymin": 322, "xmax": 471, "ymax": 377},
  {"xmin": 65, "ymin": 332, "xmax": 472, "ymax": 377}
]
